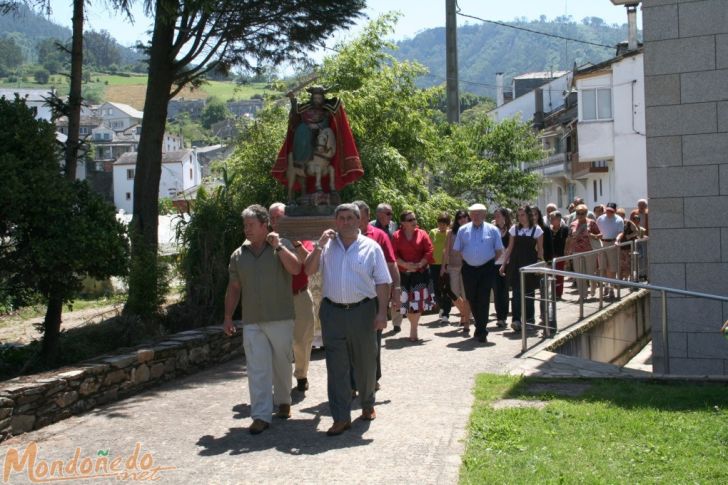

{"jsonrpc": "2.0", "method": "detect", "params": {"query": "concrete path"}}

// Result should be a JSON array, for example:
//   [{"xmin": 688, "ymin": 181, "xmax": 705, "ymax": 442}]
[{"xmin": 0, "ymin": 296, "xmax": 648, "ymax": 485}]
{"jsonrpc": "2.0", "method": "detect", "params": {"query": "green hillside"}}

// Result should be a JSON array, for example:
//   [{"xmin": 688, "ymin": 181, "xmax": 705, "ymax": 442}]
[
  {"xmin": 394, "ymin": 16, "xmax": 635, "ymax": 97},
  {"xmin": 0, "ymin": 3, "xmax": 140, "ymax": 65}
]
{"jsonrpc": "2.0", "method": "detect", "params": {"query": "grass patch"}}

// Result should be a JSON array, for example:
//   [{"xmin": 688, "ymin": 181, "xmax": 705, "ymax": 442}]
[
  {"xmin": 199, "ymin": 80, "xmax": 269, "ymax": 100},
  {"xmin": 0, "ymin": 294, "xmax": 125, "ymax": 326},
  {"xmin": 462, "ymin": 374, "xmax": 728, "ymax": 484}
]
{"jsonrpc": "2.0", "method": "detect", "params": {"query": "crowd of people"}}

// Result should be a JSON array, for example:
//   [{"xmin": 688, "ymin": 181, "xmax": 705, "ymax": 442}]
[{"xmin": 223, "ymin": 197, "xmax": 649, "ymax": 436}]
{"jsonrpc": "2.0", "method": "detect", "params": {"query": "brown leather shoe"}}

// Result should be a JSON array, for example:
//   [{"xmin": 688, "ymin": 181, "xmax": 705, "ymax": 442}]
[
  {"xmin": 249, "ymin": 419, "xmax": 269, "ymax": 435},
  {"xmin": 276, "ymin": 404, "xmax": 291, "ymax": 419},
  {"xmin": 361, "ymin": 407, "xmax": 376, "ymax": 421},
  {"xmin": 326, "ymin": 420, "xmax": 351, "ymax": 436}
]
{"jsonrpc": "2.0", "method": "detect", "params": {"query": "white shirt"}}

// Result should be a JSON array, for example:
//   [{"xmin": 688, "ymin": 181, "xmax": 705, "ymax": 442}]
[
  {"xmin": 509, "ymin": 225, "xmax": 544, "ymax": 238},
  {"xmin": 320, "ymin": 233, "xmax": 392, "ymax": 304}
]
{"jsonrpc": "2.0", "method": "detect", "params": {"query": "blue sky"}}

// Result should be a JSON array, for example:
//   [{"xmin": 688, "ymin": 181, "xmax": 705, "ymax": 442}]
[{"xmin": 47, "ymin": 0, "xmax": 639, "ymax": 48}]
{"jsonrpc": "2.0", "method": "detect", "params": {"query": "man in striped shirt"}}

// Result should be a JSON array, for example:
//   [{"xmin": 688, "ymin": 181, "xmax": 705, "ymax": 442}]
[{"xmin": 305, "ymin": 203, "xmax": 392, "ymax": 436}]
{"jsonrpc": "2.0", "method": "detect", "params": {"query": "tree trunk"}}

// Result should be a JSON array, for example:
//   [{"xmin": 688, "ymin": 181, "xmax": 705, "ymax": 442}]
[
  {"xmin": 125, "ymin": 0, "xmax": 178, "ymax": 318},
  {"xmin": 41, "ymin": 291, "xmax": 63, "ymax": 364},
  {"xmin": 64, "ymin": 0, "xmax": 84, "ymax": 181}
]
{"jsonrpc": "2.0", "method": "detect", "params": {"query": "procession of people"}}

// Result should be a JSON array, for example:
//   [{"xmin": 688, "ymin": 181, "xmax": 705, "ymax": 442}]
[
  {"xmin": 224, "ymin": 196, "xmax": 649, "ymax": 436},
  {"xmin": 221, "ymin": 82, "xmax": 654, "ymax": 436}
]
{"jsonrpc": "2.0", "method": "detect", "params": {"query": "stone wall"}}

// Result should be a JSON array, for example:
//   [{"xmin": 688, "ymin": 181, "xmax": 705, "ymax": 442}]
[
  {"xmin": 0, "ymin": 324, "xmax": 243, "ymax": 442},
  {"xmin": 643, "ymin": 0, "xmax": 728, "ymax": 374}
]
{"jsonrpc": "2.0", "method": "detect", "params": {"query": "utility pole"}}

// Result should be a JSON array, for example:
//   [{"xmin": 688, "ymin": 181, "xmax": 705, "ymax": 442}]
[{"xmin": 445, "ymin": 0, "xmax": 460, "ymax": 123}]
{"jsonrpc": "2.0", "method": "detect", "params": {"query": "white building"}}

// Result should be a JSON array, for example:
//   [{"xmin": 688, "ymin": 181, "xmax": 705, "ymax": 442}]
[
  {"xmin": 572, "ymin": 49, "xmax": 646, "ymax": 209},
  {"xmin": 518, "ymin": 48, "xmax": 647, "ymax": 214},
  {"xmin": 113, "ymin": 149, "xmax": 201, "ymax": 213},
  {"xmin": 95, "ymin": 101, "xmax": 143, "ymax": 131},
  {"xmin": 488, "ymin": 72, "xmax": 572, "ymax": 123},
  {"xmin": 0, "ymin": 88, "xmax": 55, "ymax": 121}
]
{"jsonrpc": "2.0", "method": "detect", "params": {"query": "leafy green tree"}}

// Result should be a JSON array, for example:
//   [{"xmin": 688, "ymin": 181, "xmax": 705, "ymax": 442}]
[
  {"xmin": 0, "ymin": 36, "xmax": 24, "ymax": 69},
  {"xmin": 200, "ymin": 97, "xmax": 231, "ymax": 129},
  {"xmin": 37, "ymin": 37, "xmax": 68, "ymax": 72},
  {"xmin": 437, "ymin": 116, "xmax": 544, "ymax": 207},
  {"xmin": 84, "ymin": 29, "xmax": 121, "ymax": 69},
  {"xmin": 0, "ymin": 97, "xmax": 129, "ymax": 363}
]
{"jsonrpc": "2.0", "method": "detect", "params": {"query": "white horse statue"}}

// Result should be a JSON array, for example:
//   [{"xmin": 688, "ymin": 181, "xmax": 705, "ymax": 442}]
[
  {"xmin": 285, "ymin": 127, "xmax": 336, "ymax": 203},
  {"xmin": 306, "ymin": 127, "xmax": 336, "ymax": 193}
]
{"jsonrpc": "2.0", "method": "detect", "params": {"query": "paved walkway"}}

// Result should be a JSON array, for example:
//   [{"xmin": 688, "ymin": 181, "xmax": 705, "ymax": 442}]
[{"xmin": 0, "ymin": 302, "xmax": 649, "ymax": 485}]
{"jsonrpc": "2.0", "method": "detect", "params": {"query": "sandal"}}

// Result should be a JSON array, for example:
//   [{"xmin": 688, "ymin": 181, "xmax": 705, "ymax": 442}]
[{"xmin": 408, "ymin": 337, "xmax": 419, "ymax": 342}]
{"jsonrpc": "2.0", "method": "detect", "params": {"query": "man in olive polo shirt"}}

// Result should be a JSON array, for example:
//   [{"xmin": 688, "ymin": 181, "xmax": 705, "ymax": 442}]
[{"xmin": 223, "ymin": 204, "xmax": 302, "ymax": 435}]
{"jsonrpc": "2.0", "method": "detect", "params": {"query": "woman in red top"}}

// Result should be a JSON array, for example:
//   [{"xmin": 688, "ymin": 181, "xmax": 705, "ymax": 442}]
[{"xmin": 392, "ymin": 210, "xmax": 434, "ymax": 342}]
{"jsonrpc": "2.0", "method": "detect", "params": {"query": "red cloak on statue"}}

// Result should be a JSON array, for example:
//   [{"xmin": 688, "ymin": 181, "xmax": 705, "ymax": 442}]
[{"xmin": 271, "ymin": 97, "xmax": 363, "ymax": 193}]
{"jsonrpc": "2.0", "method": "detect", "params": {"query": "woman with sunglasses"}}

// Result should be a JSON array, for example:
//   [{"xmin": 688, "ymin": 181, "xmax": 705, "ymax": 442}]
[
  {"xmin": 441, "ymin": 210, "xmax": 472, "ymax": 333},
  {"xmin": 565, "ymin": 204, "xmax": 602, "ymax": 299},
  {"xmin": 500, "ymin": 205, "xmax": 544, "ymax": 332},
  {"xmin": 392, "ymin": 210, "xmax": 434, "ymax": 342}
]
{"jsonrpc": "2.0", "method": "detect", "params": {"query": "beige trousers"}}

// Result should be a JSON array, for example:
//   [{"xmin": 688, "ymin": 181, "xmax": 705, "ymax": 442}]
[
  {"xmin": 293, "ymin": 289, "xmax": 316, "ymax": 379},
  {"xmin": 242, "ymin": 319, "xmax": 293, "ymax": 423}
]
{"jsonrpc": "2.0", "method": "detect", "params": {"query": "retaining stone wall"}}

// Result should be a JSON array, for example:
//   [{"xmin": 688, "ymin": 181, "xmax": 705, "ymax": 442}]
[{"xmin": 0, "ymin": 324, "xmax": 243, "ymax": 443}]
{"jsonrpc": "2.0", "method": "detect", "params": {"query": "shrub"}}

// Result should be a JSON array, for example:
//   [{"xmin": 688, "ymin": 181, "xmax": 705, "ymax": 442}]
[{"xmin": 34, "ymin": 68, "xmax": 49, "ymax": 84}]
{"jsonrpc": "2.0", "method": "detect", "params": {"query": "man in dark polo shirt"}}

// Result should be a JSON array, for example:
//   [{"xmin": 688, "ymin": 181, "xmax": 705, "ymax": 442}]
[
  {"xmin": 223, "ymin": 204, "xmax": 302, "ymax": 435},
  {"xmin": 269, "ymin": 202, "xmax": 316, "ymax": 393},
  {"xmin": 305, "ymin": 203, "xmax": 392, "ymax": 436}
]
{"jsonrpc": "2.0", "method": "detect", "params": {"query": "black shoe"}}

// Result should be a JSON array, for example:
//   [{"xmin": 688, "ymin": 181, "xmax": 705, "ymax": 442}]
[
  {"xmin": 392, "ymin": 325, "xmax": 401, "ymax": 334},
  {"xmin": 478, "ymin": 334, "xmax": 488, "ymax": 343},
  {"xmin": 462, "ymin": 327, "xmax": 470, "ymax": 335},
  {"xmin": 296, "ymin": 378, "xmax": 309, "ymax": 392}
]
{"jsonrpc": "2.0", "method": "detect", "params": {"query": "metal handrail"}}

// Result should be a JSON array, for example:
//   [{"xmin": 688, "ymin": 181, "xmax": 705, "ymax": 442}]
[
  {"xmin": 518, "ymin": 265, "xmax": 728, "ymax": 374},
  {"xmin": 550, "ymin": 237, "xmax": 649, "ymax": 319}
]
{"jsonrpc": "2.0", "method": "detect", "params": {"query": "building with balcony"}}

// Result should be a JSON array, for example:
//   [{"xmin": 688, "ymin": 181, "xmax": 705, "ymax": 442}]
[
  {"xmin": 492, "ymin": 48, "xmax": 647, "ymax": 214},
  {"xmin": 573, "ymin": 48, "xmax": 646, "ymax": 210}
]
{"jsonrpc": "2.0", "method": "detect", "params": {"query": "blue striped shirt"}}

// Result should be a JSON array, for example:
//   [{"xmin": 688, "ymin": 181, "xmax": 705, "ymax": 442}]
[{"xmin": 452, "ymin": 222, "xmax": 504, "ymax": 266}]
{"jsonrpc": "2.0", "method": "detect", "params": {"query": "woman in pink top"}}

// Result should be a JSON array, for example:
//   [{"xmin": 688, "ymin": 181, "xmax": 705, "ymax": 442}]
[
  {"xmin": 392, "ymin": 210, "xmax": 434, "ymax": 342},
  {"xmin": 565, "ymin": 204, "xmax": 602, "ymax": 299}
]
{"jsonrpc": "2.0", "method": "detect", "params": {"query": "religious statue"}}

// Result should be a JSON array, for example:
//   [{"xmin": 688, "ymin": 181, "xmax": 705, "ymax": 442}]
[{"xmin": 272, "ymin": 86, "xmax": 363, "ymax": 206}]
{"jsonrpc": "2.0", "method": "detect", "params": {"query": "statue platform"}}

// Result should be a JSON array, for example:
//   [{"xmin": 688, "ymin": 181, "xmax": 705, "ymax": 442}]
[{"xmin": 276, "ymin": 215, "xmax": 335, "ymax": 241}]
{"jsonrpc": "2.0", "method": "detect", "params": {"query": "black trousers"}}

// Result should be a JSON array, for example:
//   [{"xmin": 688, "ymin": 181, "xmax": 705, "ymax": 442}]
[
  {"xmin": 493, "ymin": 264, "xmax": 510, "ymax": 321},
  {"xmin": 430, "ymin": 264, "xmax": 452, "ymax": 317},
  {"xmin": 461, "ymin": 260, "xmax": 496, "ymax": 337}
]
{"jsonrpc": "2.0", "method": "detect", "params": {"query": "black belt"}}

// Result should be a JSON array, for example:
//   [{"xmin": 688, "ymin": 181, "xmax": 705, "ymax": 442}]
[
  {"xmin": 323, "ymin": 297, "xmax": 372, "ymax": 310},
  {"xmin": 463, "ymin": 259, "xmax": 495, "ymax": 268}
]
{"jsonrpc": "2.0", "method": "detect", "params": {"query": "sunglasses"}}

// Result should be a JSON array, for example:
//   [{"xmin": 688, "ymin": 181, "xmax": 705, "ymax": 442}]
[
  {"xmin": 404, "ymin": 218, "xmax": 417, "ymax": 222},
  {"xmin": 576, "ymin": 211, "xmax": 587, "ymax": 215},
  {"xmin": 383, "ymin": 212, "xmax": 392, "ymax": 216},
  {"xmin": 458, "ymin": 215, "xmax": 468, "ymax": 219}
]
